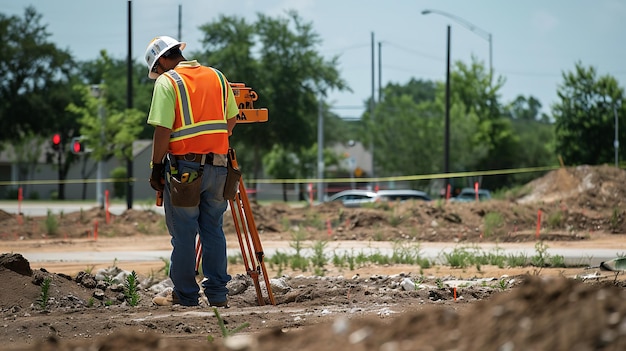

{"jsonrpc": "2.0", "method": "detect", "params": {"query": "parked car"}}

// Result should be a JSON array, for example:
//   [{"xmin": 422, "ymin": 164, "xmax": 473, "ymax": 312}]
[
  {"xmin": 450, "ymin": 188, "xmax": 492, "ymax": 202},
  {"xmin": 325, "ymin": 189, "xmax": 431, "ymax": 207},
  {"xmin": 375, "ymin": 189, "xmax": 431, "ymax": 202},
  {"xmin": 325, "ymin": 189, "xmax": 378, "ymax": 208}
]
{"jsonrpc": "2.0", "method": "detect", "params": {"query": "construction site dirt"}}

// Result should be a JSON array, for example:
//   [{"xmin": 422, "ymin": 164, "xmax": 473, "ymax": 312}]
[{"xmin": 1, "ymin": 164, "xmax": 626, "ymax": 350}]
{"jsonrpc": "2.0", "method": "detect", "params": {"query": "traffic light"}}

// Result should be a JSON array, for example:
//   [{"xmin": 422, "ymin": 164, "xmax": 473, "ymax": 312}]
[
  {"xmin": 71, "ymin": 137, "xmax": 86, "ymax": 154},
  {"xmin": 51, "ymin": 133, "xmax": 61, "ymax": 151}
]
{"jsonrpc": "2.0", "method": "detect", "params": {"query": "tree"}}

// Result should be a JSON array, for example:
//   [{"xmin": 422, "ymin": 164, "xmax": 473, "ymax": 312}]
[
  {"xmin": 195, "ymin": 11, "xmax": 349, "ymax": 178},
  {"xmin": 553, "ymin": 62, "xmax": 625, "ymax": 166},
  {"xmin": 77, "ymin": 51, "xmax": 155, "ymax": 139},
  {"xmin": 0, "ymin": 6, "xmax": 76, "ymax": 142},
  {"xmin": 507, "ymin": 95, "xmax": 543, "ymax": 121},
  {"xmin": 66, "ymin": 85, "xmax": 144, "ymax": 199},
  {"xmin": 451, "ymin": 58, "xmax": 519, "ymax": 189}
]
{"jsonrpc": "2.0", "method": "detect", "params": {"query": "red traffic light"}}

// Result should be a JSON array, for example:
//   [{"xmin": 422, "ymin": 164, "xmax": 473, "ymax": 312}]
[
  {"xmin": 71, "ymin": 137, "xmax": 86, "ymax": 154},
  {"xmin": 51, "ymin": 133, "xmax": 61, "ymax": 150}
]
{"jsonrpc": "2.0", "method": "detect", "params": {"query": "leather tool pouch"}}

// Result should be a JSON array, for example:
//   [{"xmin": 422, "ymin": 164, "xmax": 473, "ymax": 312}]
[
  {"xmin": 170, "ymin": 172, "xmax": 203, "ymax": 207},
  {"xmin": 223, "ymin": 148, "xmax": 242, "ymax": 201}
]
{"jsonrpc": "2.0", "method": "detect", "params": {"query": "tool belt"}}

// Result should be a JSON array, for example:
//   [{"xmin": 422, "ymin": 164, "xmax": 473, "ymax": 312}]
[{"xmin": 172, "ymin": 153, "xmax": 227, "ymax": 167}]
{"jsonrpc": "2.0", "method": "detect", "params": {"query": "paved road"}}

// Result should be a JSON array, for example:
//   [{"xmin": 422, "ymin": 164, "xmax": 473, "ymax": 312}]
[
  {"xmin": 2, "ymin": 201, "xmax": 624, "ymax": 268},
  {"xmin": 0, "ymin": 200, "xmax": 164, "ymax": 217},
  {"xmin": 17, "ymin": 242, "xmax": 622, "ymax": 268}
]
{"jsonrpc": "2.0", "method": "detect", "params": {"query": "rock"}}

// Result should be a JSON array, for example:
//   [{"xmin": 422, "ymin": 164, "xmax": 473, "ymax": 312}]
[{"xmin": 0, "ymin": 253, "xmax": 32, "ymax": 276}]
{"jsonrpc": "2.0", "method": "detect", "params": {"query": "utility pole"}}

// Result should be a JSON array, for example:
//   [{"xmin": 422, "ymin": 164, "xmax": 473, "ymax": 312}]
[
  {"xmin": 126, "ymin": 0, "xmax": 134, "ymax": 209},
  {"xmin": 378, "ymin": 41, "xmax": 382, "ymax": 102},
  {"xmin": 445, "ymin": 26, "xmax": 451, "ymax": 190},
  {"xmin": 317, "ymin": 96, "xmax": 324, "ymax": 203},
  {"xmin": 178, "ymin": 4, "xmax": 182, "ymax": 40},
  {"xmin": 370, "ymin": 32, "xmax": 375, "ymax": 182}
]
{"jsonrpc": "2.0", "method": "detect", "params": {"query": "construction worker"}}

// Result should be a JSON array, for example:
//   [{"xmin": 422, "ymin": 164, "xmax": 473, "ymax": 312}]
[{"xmin": 145, "ymin": 35, "xmax": 239, "ymax": 308}]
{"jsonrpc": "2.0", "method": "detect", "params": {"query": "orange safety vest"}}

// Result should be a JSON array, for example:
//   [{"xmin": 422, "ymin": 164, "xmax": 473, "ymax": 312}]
[{"xmin": 162, "ymin": 66, "xmax": 229, "ymax": 155}]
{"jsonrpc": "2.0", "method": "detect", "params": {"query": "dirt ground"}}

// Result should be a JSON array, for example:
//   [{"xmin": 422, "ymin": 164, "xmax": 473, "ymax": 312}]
[{"xmin": 1, "ymin": 164, "xmax": 626, "ymax": 350}]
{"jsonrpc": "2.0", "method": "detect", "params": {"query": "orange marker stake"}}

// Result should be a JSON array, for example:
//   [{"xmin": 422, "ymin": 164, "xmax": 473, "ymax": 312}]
[
  {"xmin": 535, "ymin": 209, "xmax": 542, "ymax": 239},
  {"xmin": 105, "ymin": 190, "xmax": 110, "ymax": 224},
  {"xmin": 453, "ymin": 287, "xmax": 457, "ymax": 301},
  {"xmin": 326, "ymin": 218, "xmax": 332, "ymax": 237},
  {"xmin": 94, "ymin": 220, "xmax": 98, "ymax": 241}
]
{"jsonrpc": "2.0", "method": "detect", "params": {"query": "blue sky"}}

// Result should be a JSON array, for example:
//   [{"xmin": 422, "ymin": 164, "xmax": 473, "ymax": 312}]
[{"xmin": 2, "ymin": 0, "xmax": 625, "ymax": 118}]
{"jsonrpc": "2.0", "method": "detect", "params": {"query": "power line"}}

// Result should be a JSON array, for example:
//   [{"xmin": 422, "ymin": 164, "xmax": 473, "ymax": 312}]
[{"xmin": 384, "ymin": 41, "xmax": 443, "ymax": 62}]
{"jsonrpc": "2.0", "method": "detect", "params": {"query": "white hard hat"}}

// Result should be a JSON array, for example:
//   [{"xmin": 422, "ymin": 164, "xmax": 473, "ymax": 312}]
[{"xmin": 144, "ymin": 36, "xmax": 186, "ymax": 79}]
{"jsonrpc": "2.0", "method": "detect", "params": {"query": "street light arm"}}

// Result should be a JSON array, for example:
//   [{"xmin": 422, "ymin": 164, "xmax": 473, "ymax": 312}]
[{"xmin": 421, "ymin": 9, "xmax": 491, "ymax": 42}]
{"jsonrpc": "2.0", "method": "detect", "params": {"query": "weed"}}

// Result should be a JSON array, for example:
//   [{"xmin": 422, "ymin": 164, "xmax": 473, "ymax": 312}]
[
  {"xmin": 530, "ymin": 241, "xmax": 550, "ymax": 268},
  {"xmin": 269, "ymin": 251, "xmax": 289, "ymax": 276},
  {"xmin": 550, "ymin": 254, "xmax": 566, "ymax": 268},
  {"xmin": 610, "ymin": 208, "xmax": 621, "ymax": 232},
  {"xmin": 84, "ymin": 265, "xmax": 95, "ymax": 275},
  {"xmin": 228, "ymin": 254, "xmax": 243, "ymax": 265},
  {"xmin": 373, "ymin": 231, "xmax": 385, "ymax": 241},
  {"xmin": 483, "ymin": 212, "xmax": 504, "ymax": 237},
  {"xmin": 44, "ymin": 210, "xmax": 58, "ymax": 236},
  {"xmin": 442, "ymin": 247, "xmax": 472, "ymax": 268},
  {"xmin": 213, "ymin": 307, "xmax": 250, "ymax": 337},
  {"xmin": 37, "ymin": 277, "xmax": 52, "ymax": 310},
  {"xmin": 388, "ymin": 213, "xmax": 403, "ymax": 227},
  {"xmin": 507, "ymin": 252, "xmax": 529, "ymax": 267},
  {"xmin": 87, "ymin": 297, "xmax": 95, "ymax": 307},
  {"xmin": 311, "ymin": 241, "xmax": 328, "ymax": 272},
  {"xmin": 124, "ymin": 271, "xmax": 140, "ymax": 306},
  {"xmin": 547, "ymin": 211, "xmax": 564, "ymax": 228},
  {"xmin": 497, "ymin": 278, "xmax": 508, "ymax": 290},
  {"xmin": 159, "ymin": 257, "xmax": 170, "ymax": 276},
  {"xmin": 290, "ymin": 255, "xmax": 308, "ymax": 271},
  {"xmin": 345, "ymin": 251, "xmax": 356, "ymax": 270},
  {"xmin": 435, "ymin": 278, "xmax": 444, "ymax": 289},
  {"xmin": 281, "ymin": 217, "xmax": 291, "ymax": 231},
  {"xmin": 289, "ymin": 231, "xmax": 306, "ymax": 255}
]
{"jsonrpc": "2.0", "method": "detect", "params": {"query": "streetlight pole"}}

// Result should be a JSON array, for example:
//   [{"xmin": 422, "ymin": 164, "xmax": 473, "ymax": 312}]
[
  {"xmin": 614, "ymin": 104, "xmax": 619, "ymax": 167},
  {"xmin": 90, "ymin": 85, "xmax": 104, "ymax": 208},
  {"xmin": 421, "ymin": 9, "xmax": 493, "ymax": 77}
]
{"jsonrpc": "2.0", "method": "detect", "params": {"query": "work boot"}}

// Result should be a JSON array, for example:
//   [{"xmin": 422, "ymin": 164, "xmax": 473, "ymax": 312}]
[
  {"xmin": 209, "ymin": 298, "xmax": 230, "ymax": 308},
  {"xmin": 152, "ymin": 290, "xmax": 181, "ymax": 306}
]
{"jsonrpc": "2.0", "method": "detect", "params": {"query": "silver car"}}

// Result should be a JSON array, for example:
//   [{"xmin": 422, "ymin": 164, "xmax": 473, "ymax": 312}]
[{"xmin": 326, "ymin": 189, "xmax": 431, "ymax": 207}]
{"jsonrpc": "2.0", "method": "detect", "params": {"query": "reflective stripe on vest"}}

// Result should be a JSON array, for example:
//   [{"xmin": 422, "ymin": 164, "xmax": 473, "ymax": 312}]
[{"xmin": 165, "ymin": 70, "xmax": 228, "ymax": 142}]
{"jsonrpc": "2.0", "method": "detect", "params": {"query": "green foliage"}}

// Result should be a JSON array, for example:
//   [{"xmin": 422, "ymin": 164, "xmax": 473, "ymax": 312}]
[
  {"xmin": 44, "ymin": 209, "xmax": 58, "ymax": 236},
  {"xmin": 310, "ymin": 241, "xmax": 328, "ymax": 274},
  {"xmin": 37, "ymin": 277, "xmax": 52, "ymax": 310},
  {"xmin": 531, "ymin": 241, "xmax": 550, "ymax": 268},
  {"xmin": 553, "ymin": 62, "xmax": 625, "ymax": 166},
  {"xmin": 66, "ymin": 82, "xmax": 145, "ymax": 162},
  {"xmin": 213, "ymin": 307, "xmax": 250, "ymax": 337},
  {"xmin": 483, "ymin": 212, "xmax": 504, "ymax": 237},
  {"xmin": 0, "ymin": 7, "xmax": 76, "ymax": 142},
  {"xmin": 196, "ymin": 11, "xmax": 349, "ymax": 178},
  {"xmin": 124, "ymin": 271, "xmax": 140, "ymax": 306},
  {"xmin": 547, "ymin": 211, "xmax": 564, "ymax": 228},
  {"xmin": 159, "ymin": 257, "xmax": 170, "ymax": 277}
]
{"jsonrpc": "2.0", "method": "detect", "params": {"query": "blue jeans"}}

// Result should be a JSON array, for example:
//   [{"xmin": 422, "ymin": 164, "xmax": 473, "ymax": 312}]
[{"xmin": 163, "ymin": 158, "xmax": 231, "ymax": 306}]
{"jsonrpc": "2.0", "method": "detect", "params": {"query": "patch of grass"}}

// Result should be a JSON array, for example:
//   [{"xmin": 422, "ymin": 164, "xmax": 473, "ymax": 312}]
[
  {"xmin": 44, "ymin": 210, "xmax": 58, "ymax": 236},
  {"xmin": 483, "ymin": 212, "xmax": 504, "ymax": 238},
  {"xmin": 547, "ymin": 211, "xmax": 564, "ymax": 228}
]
